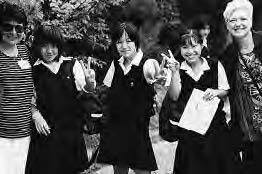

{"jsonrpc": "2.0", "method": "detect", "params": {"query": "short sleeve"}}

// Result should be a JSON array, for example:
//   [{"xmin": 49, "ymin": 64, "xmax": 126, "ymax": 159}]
[
  {"xmin": 218, "ymin": 61, "xmax": 230, "ymax": 90},
  {"xmin": 73, "ymin": 60, "xmax": 87, "ymax": 91},
  {"xmin": 103, "ymin": 61, "xmax": 115, "ymax": 87}
]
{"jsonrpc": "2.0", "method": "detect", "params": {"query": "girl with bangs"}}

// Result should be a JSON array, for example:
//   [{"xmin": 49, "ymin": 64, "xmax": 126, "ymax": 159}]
[
  {"xmin": 162, "ymin": 29, "xmax": 235, "ymax": 174},
  {"xmin": 96, "ymin": 21, "xmax": 166, "ymax": 174},
  {"xmin": 26, "ymin": 24, "xmax": 96, "ymax": 174}
]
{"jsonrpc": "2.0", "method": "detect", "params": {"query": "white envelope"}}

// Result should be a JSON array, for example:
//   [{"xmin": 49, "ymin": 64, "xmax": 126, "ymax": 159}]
[{"xmin": 178, "ymin": 88, "xmax": 220, "ymax": 135}]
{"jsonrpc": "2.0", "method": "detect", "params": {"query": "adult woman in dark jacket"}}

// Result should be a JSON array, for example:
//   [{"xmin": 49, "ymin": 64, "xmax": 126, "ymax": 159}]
[{"xmin": 222, "ymin": 0, "xmax": 262, "ymax": 173}]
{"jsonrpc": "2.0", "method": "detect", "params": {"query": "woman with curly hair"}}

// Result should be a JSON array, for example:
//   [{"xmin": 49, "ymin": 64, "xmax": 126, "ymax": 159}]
[{"xmin": 0, "ymin": 2, "xmax": 34, "ymax": 174}]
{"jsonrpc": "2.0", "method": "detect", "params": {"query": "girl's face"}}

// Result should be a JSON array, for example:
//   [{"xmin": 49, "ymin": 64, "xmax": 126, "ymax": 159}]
[
  {"xmin": 116, "ymin": 30, "xmax": 137, "ymax": 60},
  {"xmin": 199, "ymin": 25, "xmax": 210, "ymax": 39},
  {"xmin": 226, "ymin": 9, "xmax": 252, "ymax": 39},
  {"xmin": 40, "ymin": 43, "xmax": 59, "ymax": 63},
  {"xmin": 180, "ymin": 42, "xmax": 202, "ymax": 64},
  {"xmin": 0, "ymin": 20, "xmax": 24, "ymax": 45}
]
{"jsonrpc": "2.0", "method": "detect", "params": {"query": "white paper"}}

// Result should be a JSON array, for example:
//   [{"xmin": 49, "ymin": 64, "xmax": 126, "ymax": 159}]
[
  {"xmin": 178, "ymin": 88, "xmax": 220, "ymax": 135},
  {"xmin": 169, "ymin": 119, "xmax": 179, "ymax": 126},
  {"xmin": 91, "ymin": 114, "xmax": 103, "ymax": 118}
]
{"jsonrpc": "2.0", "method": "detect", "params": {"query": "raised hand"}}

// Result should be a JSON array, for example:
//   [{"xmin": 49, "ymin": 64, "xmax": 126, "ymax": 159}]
[
  {"xmin": 161, "ymin": 50, "xmax": 180, "ymax": 73},
  {"xmin": 155, "ymin": 57, "xmax": 168, "ymax": 85},
  {"xmin": 79, "ymin": 57, "xmax": 96, "ymax": 90}
]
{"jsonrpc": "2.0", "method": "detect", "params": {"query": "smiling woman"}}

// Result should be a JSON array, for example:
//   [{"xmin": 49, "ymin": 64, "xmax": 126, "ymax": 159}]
[
  {"xmin": 221, "ymin": 0, "xmax": 262, "ymax": 173},
  {"xmin": 0, "ymin": 2, "xmax": 34, "ymax": 174}
]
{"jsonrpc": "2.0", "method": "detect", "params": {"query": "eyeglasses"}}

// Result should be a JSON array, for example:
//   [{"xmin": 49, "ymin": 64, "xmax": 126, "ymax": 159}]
[{"xmin": 1, "ymin": 23, "xmax": 24, "ymax": 33}]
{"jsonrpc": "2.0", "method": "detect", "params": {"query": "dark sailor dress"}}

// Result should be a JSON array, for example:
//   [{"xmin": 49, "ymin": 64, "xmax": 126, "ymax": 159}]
[
  {"xmin": 26, "ymin": 60, "xmax": 88, "ymax": 174},
  {"xmin": 173, "ymin": 59, "xmax": 234, "ymax": 174},
  {"xmin": 97, "ymin": 59, "xmax": 158, "ymax": 171}
]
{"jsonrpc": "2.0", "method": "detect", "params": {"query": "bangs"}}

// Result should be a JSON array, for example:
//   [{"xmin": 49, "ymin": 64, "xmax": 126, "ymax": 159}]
[
  {"xmin": 31, "ymin": 24, "xmax": 64, "ymax": 62},
  {"xmin": 180, "ymin": 33, "xmax": 200, "ymax": 46},
  {"xmin": 34, "ymin": 25, "xmax": 64, "ymax": 47},
  {"xmin": 111, "ymin": 22, "xmax": 139, "ymax": 48}
]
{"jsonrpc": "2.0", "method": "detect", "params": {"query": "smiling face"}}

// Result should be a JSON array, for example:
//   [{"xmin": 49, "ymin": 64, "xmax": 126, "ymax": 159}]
[
  {"xmin": 180, "ymin": 43, "xmax": 202, "ymax": 64},
  {"xmin": 226, "ymin": 9, "xmax": 252, "ymax": 39},
  {"xmin": 179, "ymin": 32, "xmax": 202, "ymax": 64},
  {"xmin": 0, "ymin": 20, "xmax": 24, "ymax": 45},
  {"xmin": 116, "ymin": 30, "xmax": 137, "ymax": 60},
  {"xmin": 40, "ymin": 43, "xmax": 59, "ymax": 63}
]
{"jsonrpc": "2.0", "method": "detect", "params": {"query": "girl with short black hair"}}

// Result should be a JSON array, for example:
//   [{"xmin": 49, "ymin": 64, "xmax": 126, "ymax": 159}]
[{"xmin": 26, "ymin": 24, "xmax": 96, "ymax": 174}]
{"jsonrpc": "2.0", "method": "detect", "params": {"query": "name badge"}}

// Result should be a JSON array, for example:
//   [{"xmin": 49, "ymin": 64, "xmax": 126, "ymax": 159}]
[{"xmin": 18, "ymin": 60, "xmax": 31, "ymax": 69}]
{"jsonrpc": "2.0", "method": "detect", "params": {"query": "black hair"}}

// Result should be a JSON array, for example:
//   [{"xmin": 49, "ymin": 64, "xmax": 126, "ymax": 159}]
[
  {"xmin": 168, "ymin": 27, "xmax": 202, "ymax": 62},
  {"xmin": 0, "ymin": 2, "xmax": 27, "ymax": 40},
  {"xmin": 178, "ymin": 29, "xmax": 201, "ymax": 47},
  {"xmin": 0, "ymin": 2, "xmax": 27, "ymax": 26},
  {"xmin": 111, "ymin": 22, "xmax": 140, "ymax": 50},
  {"xmin": 32, "ymin": 24, "xmax": 65, "ymax": 62},
  {"xmin": 191, "ymin": 15, "xmax": 210, "ymax": 31}
]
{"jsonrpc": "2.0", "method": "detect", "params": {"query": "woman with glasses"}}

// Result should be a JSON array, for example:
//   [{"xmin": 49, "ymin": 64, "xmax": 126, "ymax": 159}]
[
  {"xmin": 222, "ymin": 0, "xmax": 262, "ymax": 173},
  {"xmin": 0, "ymin": 2, "xmax": 34, "ymax": 174}
]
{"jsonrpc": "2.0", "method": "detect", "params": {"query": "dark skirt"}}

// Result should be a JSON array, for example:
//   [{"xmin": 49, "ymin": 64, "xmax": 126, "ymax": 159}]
[
  {"xmin": 173, "ymin": 111, "xmax": 240, "ymax": 174},
  {"xmin": 97, "ymin": 116, "xmax": 157, "ymax": 171},
  {"xmin": 241, "ymin": 140, "xmax": 262, "ymax": 174},
  {"xmin": 26, "ymin": 126, "xmax": 88, "ymax": 174}
]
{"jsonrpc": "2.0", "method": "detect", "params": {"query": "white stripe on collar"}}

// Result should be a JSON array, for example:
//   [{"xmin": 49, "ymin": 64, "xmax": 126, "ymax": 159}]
[
  {"xmin": 33, "ymin": 56, "xmax": 72, "ymax": 66},
  {"xmin": 180, "ymin": 57, "xmax": 210, "ymax": 81},
  {"xmin": 118, "ymin": 48, "xmax": 143, "ymax": 66},
  {"xmin": 180, "ymin": 57, "xmax": 210, "ymax": 71}
]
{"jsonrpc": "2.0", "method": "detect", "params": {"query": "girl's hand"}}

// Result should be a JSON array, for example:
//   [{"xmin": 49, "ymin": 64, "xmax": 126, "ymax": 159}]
[
  {"xmin": 155, "ymin": 58, "xmax": 168, "ymax": 85},
  {"xmin": 161, "ymin": 50, "xmax": 180, "ymax": 73},
  {"xmin": 79, "ymin": 57, "xmax": 96, "ymax": 90},
  {"xmin": 203, "ymin": 88, "xmax": 219, "ymax": 101},
  {"xmin": 32, "ymin": 110, "xmax": 50, "ymax": 136}
]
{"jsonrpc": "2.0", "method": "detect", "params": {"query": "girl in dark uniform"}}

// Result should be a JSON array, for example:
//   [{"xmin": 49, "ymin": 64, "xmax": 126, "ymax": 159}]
[
  {"xmin": 162, "ymin": 29, "xmax": 235, "ymax": 174},
  {"xmin": 97, "ymin": 22, "xmax": 163, "ymax": 174},
  {"xmin": 26, "ymin": 24, "xmax": 96, "ymax": 174}
]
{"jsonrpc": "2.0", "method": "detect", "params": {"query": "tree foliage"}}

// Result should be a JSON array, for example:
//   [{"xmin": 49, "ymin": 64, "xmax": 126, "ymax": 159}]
[
  {"xmin": 2, "ymin": 0, "xmax": 180, "ymax": 51},
  {"xmin": 41, "ymin": 0, "xmax": 126, "ymax": 50}
]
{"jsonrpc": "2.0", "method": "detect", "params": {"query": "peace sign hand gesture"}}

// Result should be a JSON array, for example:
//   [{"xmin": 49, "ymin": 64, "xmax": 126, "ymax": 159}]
[
  {"xmin": 79, "ymin": 57, "xmax": 96, "ymax": 91},
  {"xmin": 154, "ymin": 57, "xmax": 169, "ymax": 85},
  {"xmin": 161, "ymin": 50, "xmax": 180, "ymax": 73}
]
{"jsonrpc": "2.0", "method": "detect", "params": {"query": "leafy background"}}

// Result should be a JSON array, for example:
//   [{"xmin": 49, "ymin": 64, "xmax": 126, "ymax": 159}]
[
  {"xmin": 1, "ymin": 0, "xmax": 180, "ymax": 54},
  {"xmin": 0, "ymin": 1, "xmax": 180, "ymax": 173}
]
